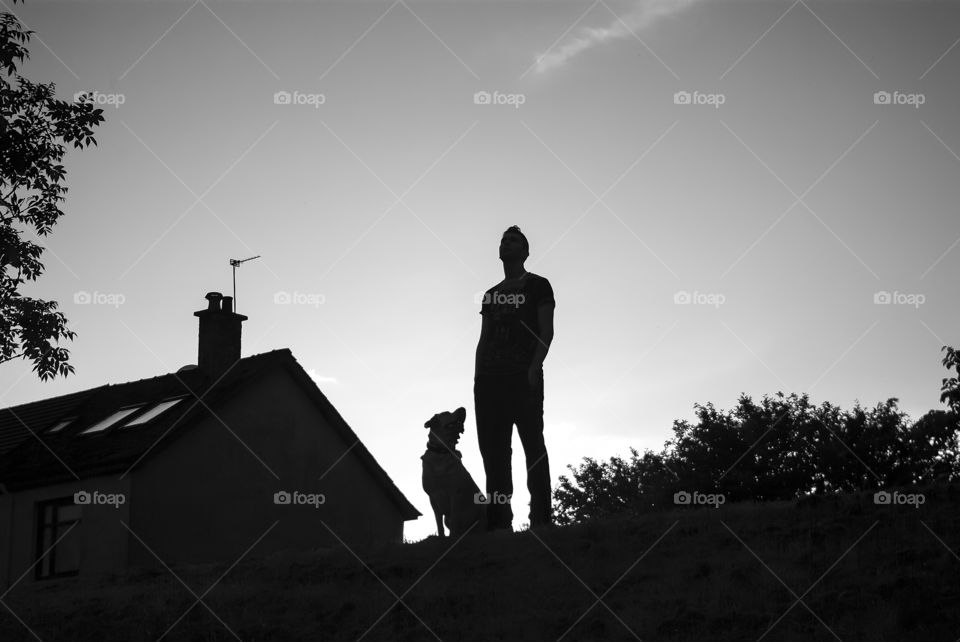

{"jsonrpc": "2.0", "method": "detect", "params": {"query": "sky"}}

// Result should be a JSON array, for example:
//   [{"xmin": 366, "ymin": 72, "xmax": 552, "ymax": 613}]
[{"xmin": 2, "ymin": 0, "xmax": 960, "ymax": 542}]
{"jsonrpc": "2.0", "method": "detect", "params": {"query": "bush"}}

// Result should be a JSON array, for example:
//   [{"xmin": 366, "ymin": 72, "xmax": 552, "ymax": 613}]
[{"xmin": 554, "ymin": 349, "xmax": 960, "ymax": 525}]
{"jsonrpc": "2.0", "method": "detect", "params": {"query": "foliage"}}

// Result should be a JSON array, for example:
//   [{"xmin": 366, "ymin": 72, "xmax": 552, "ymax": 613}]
[
  {"xmin": 1, "ymin": 1, "xmax": 104, "ymax": 379},
  {"xmin": 555, "ymin": 351, "xmax": 960, "ymax": 525},
  {"xmin": 940, "ymin": 345, "xmax": 960, "ymax": 413}
]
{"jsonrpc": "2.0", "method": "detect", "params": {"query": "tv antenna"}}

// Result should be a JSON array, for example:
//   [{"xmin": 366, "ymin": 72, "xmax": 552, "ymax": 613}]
[{"xmin": 229, "ymin": 255, "xmax": 260, "ymax": 312}]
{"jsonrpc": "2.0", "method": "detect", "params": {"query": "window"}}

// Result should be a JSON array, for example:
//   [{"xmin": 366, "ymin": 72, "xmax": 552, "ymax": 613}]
[
  {"xmin": 79, "ymin": 406, "xmax": 143, "ymax": 435},
  {"xmin": 46, "ymin": 418, "xmax": 75, "ymax": 433},
  {"xmin": 35, "ymin": 497, "xmax": 81, "ymax": 580},
  {"xmin": 122, "ymin": 398, "xmax": 186, "ymax": 427}
]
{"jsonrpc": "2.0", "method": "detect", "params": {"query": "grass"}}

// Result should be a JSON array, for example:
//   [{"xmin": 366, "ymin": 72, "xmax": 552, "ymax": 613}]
[{"xmin": 1, "ymin": 482, "xmax": 958, "ymax": 641}]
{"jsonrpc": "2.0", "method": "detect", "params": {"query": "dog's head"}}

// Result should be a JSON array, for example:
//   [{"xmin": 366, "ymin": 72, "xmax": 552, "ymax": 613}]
[{"xmin": 424, "ymin": 407, "xmax": 467, "ymax": 453}]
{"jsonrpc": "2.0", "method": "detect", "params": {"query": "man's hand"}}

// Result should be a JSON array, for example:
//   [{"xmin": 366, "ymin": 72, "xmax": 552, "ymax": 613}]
[{"xmin": 527, "ymin": 364, "xmax": 543, "ymax": 390}]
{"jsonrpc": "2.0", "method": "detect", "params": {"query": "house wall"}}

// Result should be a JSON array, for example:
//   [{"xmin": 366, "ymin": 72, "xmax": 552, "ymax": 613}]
[
  {"xmin": 0, "ymin": 476, "xmax": 131, "ymax": 590},
  {"xmin": 129, "ymin": 366, "xmax": 409, "ymax": 570}
]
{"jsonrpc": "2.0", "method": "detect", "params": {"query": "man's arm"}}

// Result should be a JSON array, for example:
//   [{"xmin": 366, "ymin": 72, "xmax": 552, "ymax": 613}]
[
  {"xmin": 475, "ymin": 312, "xmax": 492, "ymax": 377},
  {"xmin": 530, "ymin": 302, "xmax": 554, "ymax": 369}
]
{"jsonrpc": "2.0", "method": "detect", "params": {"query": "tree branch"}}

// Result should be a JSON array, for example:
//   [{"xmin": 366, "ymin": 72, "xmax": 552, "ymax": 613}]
[{"xmin": 0, "ymin": 351, "xmax": 24, "ymax": 365}]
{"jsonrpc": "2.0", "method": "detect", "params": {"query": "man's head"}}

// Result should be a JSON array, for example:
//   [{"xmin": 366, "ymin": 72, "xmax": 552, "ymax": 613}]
[{"xmin": 499, "ymin": 225, "xmax": 529, "ymax": 262}]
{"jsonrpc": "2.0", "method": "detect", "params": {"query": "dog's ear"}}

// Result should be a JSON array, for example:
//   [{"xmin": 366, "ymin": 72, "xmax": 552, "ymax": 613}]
[{"xmin": 455, "ymin": 407, "xmax": 466, "ymax": 423}]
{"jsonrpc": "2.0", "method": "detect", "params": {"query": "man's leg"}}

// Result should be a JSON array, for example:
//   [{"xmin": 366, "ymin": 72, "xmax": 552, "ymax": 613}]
[
  {"xmin": 516, "ymin": 372, "xmax": 552, "ymax": 526},
  {"xmin": 474, "ymin": 375, "xmax": 514, "ymax": 530}
]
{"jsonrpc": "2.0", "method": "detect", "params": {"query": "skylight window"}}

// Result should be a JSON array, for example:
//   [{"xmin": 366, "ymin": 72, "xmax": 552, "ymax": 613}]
[
  {"xmin": 47, "ymin": 418, "xmax": 75, "ymax": 433},
  {"xmin": 79, "ymin": 406, "xmax": 143, "ymax": 435},
  {"xmin": 122, "ymin": 398, "xmax": 186, "ymax": 428}
]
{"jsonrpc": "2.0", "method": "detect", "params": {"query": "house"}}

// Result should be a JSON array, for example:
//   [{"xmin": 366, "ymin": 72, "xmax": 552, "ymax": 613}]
[{"xmin": 0, "ymin": 292, "xmax": 420, "ymax": 588}]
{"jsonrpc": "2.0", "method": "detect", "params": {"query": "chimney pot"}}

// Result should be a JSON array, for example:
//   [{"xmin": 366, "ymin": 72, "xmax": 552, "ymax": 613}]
[
  {"xmin": 221, "ymin": 296, "xmax": 233, "ymax": 313},
  {"xmin": 205, "ymin": 291, "xmax": 222, "ymax": 311}
]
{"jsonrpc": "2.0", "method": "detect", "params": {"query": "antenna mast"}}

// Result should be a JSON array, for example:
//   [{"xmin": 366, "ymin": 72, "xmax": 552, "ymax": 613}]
[{"xmin": 229, "ymin": 255, "xmax": 261, "ymax": 312}]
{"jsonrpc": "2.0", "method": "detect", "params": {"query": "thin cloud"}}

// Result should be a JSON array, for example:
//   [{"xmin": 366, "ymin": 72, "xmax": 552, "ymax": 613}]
[{"xmin": 534, "ymin": 0, "xmax": 699, "ymax": 73}]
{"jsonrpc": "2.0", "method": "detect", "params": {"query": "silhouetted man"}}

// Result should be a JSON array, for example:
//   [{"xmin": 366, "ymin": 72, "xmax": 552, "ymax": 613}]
[{"xmin": 475, "ymin": 226, "xmax": 555, "ymax": 530}]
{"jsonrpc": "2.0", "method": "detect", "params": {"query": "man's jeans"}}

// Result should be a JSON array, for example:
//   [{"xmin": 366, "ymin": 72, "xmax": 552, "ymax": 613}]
[{"xmin": 474, "ymin": 371, "xmax": 552, "ymax": 529}]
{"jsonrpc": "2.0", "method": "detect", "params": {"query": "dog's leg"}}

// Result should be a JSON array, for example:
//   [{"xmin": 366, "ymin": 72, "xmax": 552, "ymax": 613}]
[
  {"xmin": 430, "ymin": 497, "xmax": 446, "ymax": 537},
  {"xmin": 479, "ymin": 495, "xmax": 488, "ymax": 533},
  {"xmin": 447, "ymin": 478, "xmax": 485, "ymax": 538}
]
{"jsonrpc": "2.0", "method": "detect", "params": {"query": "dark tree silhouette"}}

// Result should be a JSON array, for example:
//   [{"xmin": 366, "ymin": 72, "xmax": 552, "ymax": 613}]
[
  {"xmin": 553, "ymin": 448, "xmax": 677, "ymax": 526},
  {"xmin": 940, "ymin": 345, "xmax": 960, "ymax": 413},
  {"xmin": 0, "ymin": 0, "xmax": 103, "ymax": 380},
  {"xmin": 554, "ymin": 352, "xmax": 960, "ymax": 525}
]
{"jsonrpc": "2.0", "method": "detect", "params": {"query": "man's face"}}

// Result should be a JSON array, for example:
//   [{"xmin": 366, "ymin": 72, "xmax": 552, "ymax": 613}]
[{"xmin": 499, "ymin": 233, "xmax": 528, "ymax": 261}]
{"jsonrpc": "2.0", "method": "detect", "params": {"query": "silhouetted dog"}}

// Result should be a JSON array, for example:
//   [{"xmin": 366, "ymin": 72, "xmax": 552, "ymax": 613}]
[{"xmin": 421, "ymin": 407, "xmax": 487, "ymax": 537}]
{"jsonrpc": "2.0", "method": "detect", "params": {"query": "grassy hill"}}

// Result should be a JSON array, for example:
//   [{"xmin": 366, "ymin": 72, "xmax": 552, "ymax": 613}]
[{"xmin": 1, "ymin": 483, "xmax": 958, "ymax": 641}]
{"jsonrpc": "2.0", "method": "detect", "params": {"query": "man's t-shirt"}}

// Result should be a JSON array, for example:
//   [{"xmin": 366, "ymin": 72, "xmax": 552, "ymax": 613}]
[{"xmin": 477, "ymin": 273, "xmax": 555, "ymax": 375}]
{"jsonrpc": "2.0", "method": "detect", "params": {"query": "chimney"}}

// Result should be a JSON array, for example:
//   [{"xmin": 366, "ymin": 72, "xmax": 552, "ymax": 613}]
[{"xmin": 193, "ymin": 292, "xmax": 248, "ymax": 376}]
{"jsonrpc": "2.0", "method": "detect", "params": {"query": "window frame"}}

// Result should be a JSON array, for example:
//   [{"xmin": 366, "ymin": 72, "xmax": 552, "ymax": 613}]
[
  {"xmin": 78, "ymin": 406, "xmax": 145, "ymax": 435},
  {"xmin": 34, "ymin": 496, "xmax": 82, "ymax": 580},
  {"xmin": 45, "ymin": 417, "xmax": 76, "ymax": 434},
  {"xmin": 120, "ymin": 397, "xmax": 188, "ymax": 428}
]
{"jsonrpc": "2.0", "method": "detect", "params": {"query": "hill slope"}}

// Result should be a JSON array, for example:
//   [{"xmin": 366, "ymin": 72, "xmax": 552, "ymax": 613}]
[{"xmin": 1, "ymin": 483, "xmax": 958, "ymax": 641}]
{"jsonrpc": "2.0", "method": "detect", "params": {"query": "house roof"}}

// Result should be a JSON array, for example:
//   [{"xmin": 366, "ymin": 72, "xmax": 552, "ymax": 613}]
[{"xmin": 0, "ymin": 350, "xmax": 421, "ymax": 520}]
